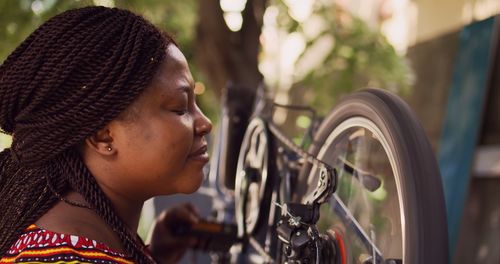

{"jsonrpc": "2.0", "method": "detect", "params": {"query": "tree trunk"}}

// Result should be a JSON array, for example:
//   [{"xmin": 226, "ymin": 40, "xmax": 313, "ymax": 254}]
[{"xmin": 195, "ymin": 0, "xmax": 267, "ymax": 97}]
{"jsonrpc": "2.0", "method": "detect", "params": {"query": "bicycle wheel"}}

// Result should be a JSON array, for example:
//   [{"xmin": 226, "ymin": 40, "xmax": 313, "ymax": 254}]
[{"xmin": 295, "ymin": 89, "xmax": 448, "ymax": 263}]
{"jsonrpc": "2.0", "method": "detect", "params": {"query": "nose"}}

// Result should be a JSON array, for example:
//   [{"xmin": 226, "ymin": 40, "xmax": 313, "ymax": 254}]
[{"xmin": 194, "ymin": 105, "xmax": 212, "ymax": 136}]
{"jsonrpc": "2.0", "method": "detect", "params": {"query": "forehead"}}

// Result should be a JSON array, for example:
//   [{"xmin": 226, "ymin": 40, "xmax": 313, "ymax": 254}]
[
  {"xmin": 166, "ymin": 44, "xmax": 188, "ymax": 67},
  {"xmin": 152, "ymin": 44, "xmax": 191, "ymax": 88}
]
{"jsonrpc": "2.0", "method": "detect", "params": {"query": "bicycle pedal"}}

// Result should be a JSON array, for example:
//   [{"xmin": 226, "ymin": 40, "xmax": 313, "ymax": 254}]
[{"xmin": 171, "ymin": 220, "xmax": 238, "ymax": 252}]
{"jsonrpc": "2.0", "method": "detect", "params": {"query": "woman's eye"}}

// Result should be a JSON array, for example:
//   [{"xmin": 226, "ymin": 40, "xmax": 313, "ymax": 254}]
[{"xmin": 174, "ymin": 109, "xmax": 188, "ymax": 115}]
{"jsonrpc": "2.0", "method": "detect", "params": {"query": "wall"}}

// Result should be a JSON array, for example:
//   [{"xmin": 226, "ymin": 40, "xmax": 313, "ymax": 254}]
[{"xmin": 405, "ymin": 18, "xmax": 500, "ymax": 264}]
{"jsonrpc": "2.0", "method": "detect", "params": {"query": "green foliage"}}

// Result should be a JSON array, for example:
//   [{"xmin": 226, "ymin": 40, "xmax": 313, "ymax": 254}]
[
  {"xmin": 0, "ymin": 0, "xmax": 89, "ymax": 62},
  {"xmin": 0, "ymin": 0, "xmax": 197, "ymax": 62},
  {"xmin": 274, "ymin": 1, "xmax": 413, "ymax": 115},
  {"xmin": 0, "ymin": 0, "xmax": 412, "ymax": 143}
]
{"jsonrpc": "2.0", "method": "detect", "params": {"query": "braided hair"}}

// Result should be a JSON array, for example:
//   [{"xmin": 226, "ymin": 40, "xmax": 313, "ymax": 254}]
[{"xmin": 0, "ymin": 6, "xmax": 172, "ymax": 263}]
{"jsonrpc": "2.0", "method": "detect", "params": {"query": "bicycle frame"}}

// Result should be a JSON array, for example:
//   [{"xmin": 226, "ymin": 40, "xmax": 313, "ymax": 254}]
[{"xmin": 202, "ymin": 84, "xmax": 404, "ymax": 263}]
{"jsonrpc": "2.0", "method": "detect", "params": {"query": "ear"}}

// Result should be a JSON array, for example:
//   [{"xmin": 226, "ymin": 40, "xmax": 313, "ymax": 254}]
[{"xmin": 84, "ymin": 126, "xmax": 117, "ymax": 156}]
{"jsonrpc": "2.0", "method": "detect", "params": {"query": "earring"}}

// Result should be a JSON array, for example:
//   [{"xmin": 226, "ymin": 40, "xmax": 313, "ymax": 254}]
[{"xmin": 107, "ymin": 146, "xmax": 113, "ymax": 151}]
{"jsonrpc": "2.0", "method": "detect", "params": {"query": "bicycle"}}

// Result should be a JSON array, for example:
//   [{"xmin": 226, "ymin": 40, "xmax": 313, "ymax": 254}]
[{"xmin": 190, "ymin": 84, "xmax": 448, "ymax": 264}]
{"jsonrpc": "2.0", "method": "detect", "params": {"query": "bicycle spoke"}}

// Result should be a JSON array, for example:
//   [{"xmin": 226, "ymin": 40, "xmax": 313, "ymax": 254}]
[
  {"xmin": 331, "ymin": 194, "xmax": 384, "ymax": 261},
  {"xmin": 248, "ymin": 236, "xmax": 275, "ymax": 263}
]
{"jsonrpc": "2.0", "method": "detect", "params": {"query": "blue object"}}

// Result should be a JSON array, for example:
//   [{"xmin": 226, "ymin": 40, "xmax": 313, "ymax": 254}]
[{"xmin": 437, "ymin": 16, "xmax": 498, "ymax": 257}]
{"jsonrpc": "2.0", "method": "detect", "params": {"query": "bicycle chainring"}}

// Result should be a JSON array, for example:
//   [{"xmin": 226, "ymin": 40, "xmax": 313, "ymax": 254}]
[{"xmin": 235, "ymin": 118, "xmax": 274, "ymax": 237}]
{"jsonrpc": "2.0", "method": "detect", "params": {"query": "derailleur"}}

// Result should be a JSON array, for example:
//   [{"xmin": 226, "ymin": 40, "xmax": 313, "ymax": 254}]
[{"xmin": 276, "ymin": 165, "xmax": 339, "ymax": 264}]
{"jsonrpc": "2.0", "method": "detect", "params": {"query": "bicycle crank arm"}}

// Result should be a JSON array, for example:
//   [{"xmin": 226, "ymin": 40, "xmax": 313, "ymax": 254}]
[{"xmin": 171, "ymin": 220, "xmax": 239, "ymax": 252}]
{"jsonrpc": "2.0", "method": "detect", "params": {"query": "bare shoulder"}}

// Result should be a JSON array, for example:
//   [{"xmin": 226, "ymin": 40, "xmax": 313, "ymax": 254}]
[{"xmin": 35, "ymin": 191, "xmax": 125, "ymax": 253}]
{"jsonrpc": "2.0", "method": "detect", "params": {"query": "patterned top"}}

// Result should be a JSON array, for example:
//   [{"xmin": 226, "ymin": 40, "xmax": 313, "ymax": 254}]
[{"xmin": 0, "ymin": 225, "xmax": 134, "ymax": 264}]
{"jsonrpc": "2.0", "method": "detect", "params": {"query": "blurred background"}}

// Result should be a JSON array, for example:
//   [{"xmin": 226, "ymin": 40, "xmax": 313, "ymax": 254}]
[{"xmin": 1, "ymin": 0, "xmax": 499, "ymax": 263}]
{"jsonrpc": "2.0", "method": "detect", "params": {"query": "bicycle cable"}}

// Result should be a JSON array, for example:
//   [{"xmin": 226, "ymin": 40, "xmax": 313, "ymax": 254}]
[{"xmin": 266, "ymin": 121, "xmax": 335, "ymax": 172}]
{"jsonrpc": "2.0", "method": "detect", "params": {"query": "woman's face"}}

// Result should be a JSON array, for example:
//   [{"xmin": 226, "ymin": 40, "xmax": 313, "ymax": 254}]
[{"xmin": 101, "ymin": 44, "xmax": 212, "ymax": 200}]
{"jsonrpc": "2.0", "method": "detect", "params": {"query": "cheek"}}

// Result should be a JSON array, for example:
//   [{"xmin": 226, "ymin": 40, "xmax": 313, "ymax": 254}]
[
  {"xmin": 164, "ymin": 137, "xmax": 191, "ymax": 163},
  {"xmin": 153, "ymin": 119, "xmax": 193, "ymax": 163}
]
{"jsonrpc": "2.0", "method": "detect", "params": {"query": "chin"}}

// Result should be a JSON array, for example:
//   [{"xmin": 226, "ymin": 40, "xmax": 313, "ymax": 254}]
[{"xmin": 179, "ymin": 172, "xmax": 204, "ymax": 194}]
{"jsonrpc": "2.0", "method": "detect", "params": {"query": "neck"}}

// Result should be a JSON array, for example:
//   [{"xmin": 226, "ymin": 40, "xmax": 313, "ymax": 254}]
[
  {"xmin": 80, "ymin": 152, "xmax": 146, "ymax": 236},
  {"xmin": 98, "ymin": 187, "xmax": 144, "ymax": 233},
  {"xmin": 67, "ymin": 190, "xmax": 144, "ymax": 232}
]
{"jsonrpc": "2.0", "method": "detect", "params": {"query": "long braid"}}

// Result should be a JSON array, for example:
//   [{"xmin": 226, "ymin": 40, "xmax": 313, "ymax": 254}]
[
  {"xmin": 61, "ymin": 150, "xmax": 151, "ymax": 262},
  {"xmin": 0, "ymin": 6, "xmax": 172, "ymax": 263}
]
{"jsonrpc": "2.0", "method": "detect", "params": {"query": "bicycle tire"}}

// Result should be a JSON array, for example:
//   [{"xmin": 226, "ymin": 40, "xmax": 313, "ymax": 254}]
[{"xmin": 295, "ymin": 88, "xmax": 448, "ymax": 263}]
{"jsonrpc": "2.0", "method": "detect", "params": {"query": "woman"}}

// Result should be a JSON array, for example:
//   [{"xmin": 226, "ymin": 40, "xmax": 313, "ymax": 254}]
[{"xmin": 0, "ymin": 6, "xmax": 212, "ymax": 264}]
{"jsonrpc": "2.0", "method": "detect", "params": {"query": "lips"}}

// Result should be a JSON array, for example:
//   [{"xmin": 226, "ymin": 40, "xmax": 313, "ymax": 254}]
[{"xmin": 189, "ymin": 145, "xmax": 209, "ymax": 162}]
